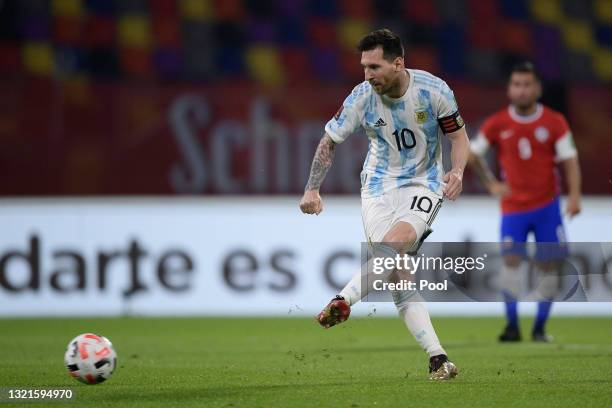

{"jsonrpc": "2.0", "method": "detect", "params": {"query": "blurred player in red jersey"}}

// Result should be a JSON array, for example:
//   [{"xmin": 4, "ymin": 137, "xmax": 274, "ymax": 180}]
[{"xmin": 469, "ymin": 62, "xmax": 582, "ymax": 342}]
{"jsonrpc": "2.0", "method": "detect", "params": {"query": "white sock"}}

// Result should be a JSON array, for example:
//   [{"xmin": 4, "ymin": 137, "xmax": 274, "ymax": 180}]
[
  {"xmin": 394, "ymin": 292, "xmax": 446, "ymax": 357},
  {"xmin": 339, "ymin": 244, "xmax": 398, "ymax": 306},
  {"xmin": 499, "ymin": 263, "xmax": 525, "ymax": 298},
  {"xmin": 338, "ymin": 272, "xmax": 362, "ymax": 306},
  {"xmin": 530, "ymin": 265, "xmax": 561, "ymax": 300}
]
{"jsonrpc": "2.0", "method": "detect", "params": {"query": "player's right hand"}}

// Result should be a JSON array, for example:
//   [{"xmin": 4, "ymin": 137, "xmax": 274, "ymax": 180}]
[
  {"xmin": 300, "ymin": 190, "xmax": 323, "ymax": 215},
  {"xmin": 487, "ymin": 181, "xmax": 510, "ymax": 197},
  {"xmin": 565, "ymin": 194, "xmax": 581, "ymax": 218}
]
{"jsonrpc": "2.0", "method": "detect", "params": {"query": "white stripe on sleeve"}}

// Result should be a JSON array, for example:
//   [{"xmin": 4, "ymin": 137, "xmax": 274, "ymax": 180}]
[
  {"xmin": 470, "ymin": 132, "xmax": 490, "ymax": 156},
  {"xmin": 554, "ymin": 131, "xmax": 578, "ymax": 162}
]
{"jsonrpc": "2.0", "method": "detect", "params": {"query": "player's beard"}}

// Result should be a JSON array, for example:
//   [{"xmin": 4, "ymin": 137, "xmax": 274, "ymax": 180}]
[
  {"xmin": 370, "ymin": 80, "xmax": 386, "ymax": 94},
  {"xmin": 513, "ymin": 100, "xmax": 537, "ymax": 114},
  {"xmin": 373, "ymin": 76, "xmax": 400, "ymax": 96}
]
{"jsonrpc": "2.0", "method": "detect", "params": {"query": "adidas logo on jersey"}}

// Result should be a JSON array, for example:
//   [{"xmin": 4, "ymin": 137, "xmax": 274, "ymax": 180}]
[{"xmin": 374, "ymin": 118, "xmax": 387, "ymax": 127}]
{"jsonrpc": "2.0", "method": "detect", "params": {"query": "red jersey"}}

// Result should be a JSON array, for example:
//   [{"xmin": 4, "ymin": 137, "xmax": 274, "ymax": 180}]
[{"xmin": 473, "ymin": 104, "xmax": 577, "ymax": 214}]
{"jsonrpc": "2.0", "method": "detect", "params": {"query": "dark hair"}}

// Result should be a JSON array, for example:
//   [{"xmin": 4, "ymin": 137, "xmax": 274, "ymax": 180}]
[
  {"xmin": 357, "ymin": 28, "xmax": 404, "ymax": 61},
  {"xmin": 510, "ymin": 61, "xmax": 540, "ymax": 81}
]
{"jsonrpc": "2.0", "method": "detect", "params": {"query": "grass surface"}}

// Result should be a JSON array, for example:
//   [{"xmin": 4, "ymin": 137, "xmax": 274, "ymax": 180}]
[{"xmin": 1, "ymin": 316, "xmax": 611, "ymax": 407}]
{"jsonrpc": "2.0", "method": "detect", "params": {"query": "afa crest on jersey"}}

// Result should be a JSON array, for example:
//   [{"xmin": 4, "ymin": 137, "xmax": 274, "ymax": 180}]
[{"xmin": 415, "ymin": 111, "xmax": 429, "ymax": 124}]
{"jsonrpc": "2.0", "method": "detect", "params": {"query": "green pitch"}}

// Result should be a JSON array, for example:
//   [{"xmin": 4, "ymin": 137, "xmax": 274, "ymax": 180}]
[{"xmin": 1, "ymin": 316, "xmax": 611, "ymax": 407}]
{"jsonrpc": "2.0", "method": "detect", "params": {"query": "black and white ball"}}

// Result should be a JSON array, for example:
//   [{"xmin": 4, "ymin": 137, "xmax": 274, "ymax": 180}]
[{"xmin": 64, "ymin": 333, "xmax": 117, "ymax": 384}]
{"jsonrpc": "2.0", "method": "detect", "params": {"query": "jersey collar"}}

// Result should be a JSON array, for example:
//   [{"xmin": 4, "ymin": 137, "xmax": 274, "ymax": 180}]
[{"xmin": 508, "ymin": 103, "xmax": 543, "ymax": 123}]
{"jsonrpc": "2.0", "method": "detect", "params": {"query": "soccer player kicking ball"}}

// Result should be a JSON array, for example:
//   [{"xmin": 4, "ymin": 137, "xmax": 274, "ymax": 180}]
[
  {"xmin": 299, "ymin": 29, "xmax": 470, "ymax": 380},
  {"xmin": 469, "ymin": 62, "xmax": 582, "ymax": 342}
]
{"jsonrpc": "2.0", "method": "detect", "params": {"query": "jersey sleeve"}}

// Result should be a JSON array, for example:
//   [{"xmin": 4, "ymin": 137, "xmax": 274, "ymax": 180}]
[
  {"xmin": 435, "ymin": 81, "xmax": 465, "ymax": 134},
  {"xmin": 470, "ymin": 115, "xmax": 498, "ymax": 156},
  {"xmin": 553, "ymin": 114, "xmax": 578, "ymax": 161},
  {"xmin": 470, "ymin": 132, "xmax": 491, "ymax": 156},
  {"xmin": 324, "ymin": 83, "xmax": 367, "ymax": 144}
]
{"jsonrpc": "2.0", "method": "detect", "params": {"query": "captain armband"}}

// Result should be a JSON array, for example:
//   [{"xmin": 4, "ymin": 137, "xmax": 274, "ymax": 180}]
[{"xmin": 437, "ymin": 111, "xmax": 465, "ymax": 134}]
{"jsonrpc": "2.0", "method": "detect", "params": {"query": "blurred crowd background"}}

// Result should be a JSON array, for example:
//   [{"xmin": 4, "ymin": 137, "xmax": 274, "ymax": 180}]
[{"xmin": 1, "ymin": 0, "xmax": 610, "ymax": 195}]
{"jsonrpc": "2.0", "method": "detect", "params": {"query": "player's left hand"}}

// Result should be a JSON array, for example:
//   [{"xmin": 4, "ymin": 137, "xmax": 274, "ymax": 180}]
[
  {"xmin": 443, "ymin": 169, "xmax": 463, "ymax": 201},
  {"xmin": 565, "ymin": 195, "xmax": 581, "ymax": 218}
]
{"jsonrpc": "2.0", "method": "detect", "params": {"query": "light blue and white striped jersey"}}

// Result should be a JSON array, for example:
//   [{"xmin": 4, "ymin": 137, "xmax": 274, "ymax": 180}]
[{"xmin": 325, "ymin": 69, "xmax": 463, "ymax": 198}]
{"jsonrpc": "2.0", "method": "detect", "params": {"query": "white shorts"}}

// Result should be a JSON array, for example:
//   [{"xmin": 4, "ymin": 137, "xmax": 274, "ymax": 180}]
[{"xmin": 361, "ymin": 185, "xmax": 443, "ymax": 245}]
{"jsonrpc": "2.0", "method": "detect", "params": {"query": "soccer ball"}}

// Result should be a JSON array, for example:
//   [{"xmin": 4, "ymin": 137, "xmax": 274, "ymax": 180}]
[{"xmin": 64, "ymin": 333, "xmax": 117, "ymax": 384}]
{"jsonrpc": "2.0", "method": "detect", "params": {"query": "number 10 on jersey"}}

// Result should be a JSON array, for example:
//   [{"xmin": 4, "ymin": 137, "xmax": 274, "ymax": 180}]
[{"xmin": 393, "ymin": 128, "xmax": 416, "ymax": 151}]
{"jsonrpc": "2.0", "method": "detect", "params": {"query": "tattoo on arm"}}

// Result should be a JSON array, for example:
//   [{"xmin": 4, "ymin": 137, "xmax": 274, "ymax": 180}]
[{"xmin": 305, "ymin": 134, "xmax": 336, "ymax": 191}]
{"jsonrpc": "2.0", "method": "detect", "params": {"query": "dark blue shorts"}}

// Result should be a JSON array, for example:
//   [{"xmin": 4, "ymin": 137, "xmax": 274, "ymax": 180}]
[{"xmin": 501, "ymin": 197, "xmax": 568, "ymax": 262}]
